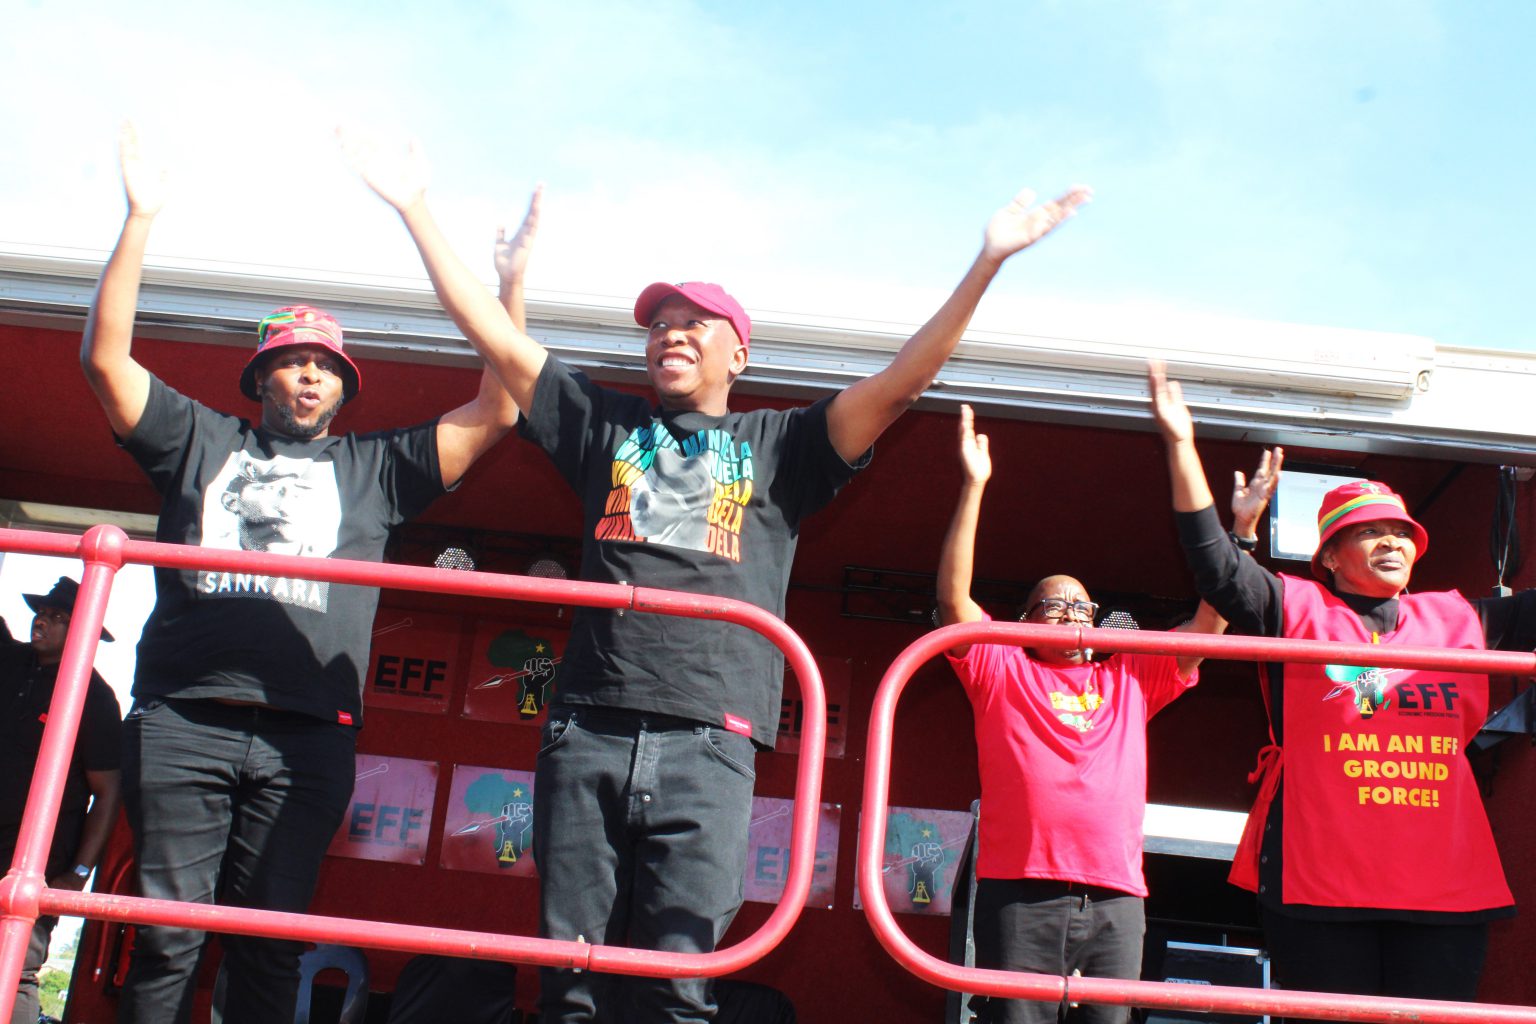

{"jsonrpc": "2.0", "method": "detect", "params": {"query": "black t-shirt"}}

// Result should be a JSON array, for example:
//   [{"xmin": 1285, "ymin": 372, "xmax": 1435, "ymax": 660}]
[
  {"xmin": 120, "ymin": 375, "xmax": 446, "ymax": 724},
  {"xmin": 520, "ymin": 357, "xmax": 868, "ymax": 747},
  {"xmin": 1, "ymin": 645, "xmax": 122, "ymax": 827},
  {"xmin": 1177, "ymin": 504, "xmax": 1536, "ymax": 922}
]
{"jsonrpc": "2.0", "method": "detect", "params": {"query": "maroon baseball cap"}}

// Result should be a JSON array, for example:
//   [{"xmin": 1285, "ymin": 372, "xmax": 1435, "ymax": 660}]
[
  {"xmin": 633, "ymin": 282, "xmax": 751, "ymax": 353},
  {"xmin": 1311, "ymin": 480, "xmax": 1428, "ymax": 580},
  {"xmin": 239, "ymin": 305, "xmax": 362, "ymax": 401}
]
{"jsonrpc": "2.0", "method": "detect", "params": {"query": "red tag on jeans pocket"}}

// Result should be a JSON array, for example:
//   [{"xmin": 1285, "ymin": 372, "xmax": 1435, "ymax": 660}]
[
  {"xmin": 337, "ymin": 711, "xmax": 354, "ymax": 725},
  {"xmin": 722, "ymin": 713, "xmax": 751, "ymax": 737}
]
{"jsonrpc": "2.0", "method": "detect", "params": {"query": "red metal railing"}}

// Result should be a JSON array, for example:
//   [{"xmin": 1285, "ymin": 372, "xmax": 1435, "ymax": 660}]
[
  {"xmin": 859, "ymin": 620, "xmax": 1536, "ymax": 1024},
  {"xmin": 0, "ymin": 525, "xmax": 827, "ymax": 1022}
]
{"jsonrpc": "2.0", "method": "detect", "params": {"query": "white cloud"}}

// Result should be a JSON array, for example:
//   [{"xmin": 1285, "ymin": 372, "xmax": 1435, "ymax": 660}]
[{"xmin": 3, "ymin": 0, "xmax": 1534, "ymax": 351}]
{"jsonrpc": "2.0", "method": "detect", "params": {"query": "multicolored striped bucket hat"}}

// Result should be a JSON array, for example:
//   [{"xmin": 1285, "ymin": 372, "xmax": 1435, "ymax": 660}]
[
  {"xmin": 1311, "ymin": 480, "xmax": 1428, "ymax": 580},
  {"xmin": 239, "ymin": 305, "xmax": 361, "ymax": 401}
]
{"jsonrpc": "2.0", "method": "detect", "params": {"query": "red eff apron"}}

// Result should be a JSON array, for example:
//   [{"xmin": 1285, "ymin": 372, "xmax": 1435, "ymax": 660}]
[{"xmin": 1229, "ymin": 575, "xmax": 1510, "ymax": 912}]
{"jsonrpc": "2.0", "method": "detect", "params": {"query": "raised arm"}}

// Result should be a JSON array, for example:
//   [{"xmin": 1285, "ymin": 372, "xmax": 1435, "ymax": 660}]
[
  {"xmin": 495, "ymin": 185, "xmax": 542, "ymax": 335},
  {"xmin": 1148, "ymin": 359, "xmax": 1215, "ymax": 513},
  {"xmin": 1169, "ymin": 601, "xmax": 1229, "ymax": 679},
  {"xmin": 343, "ymin": 131, "xmax": 548, "ymax": 413},
  {"xmin": 1153, "ymin": 360, "xmax": 1284, "ymax": 633},
  {"xmin": 434, "ymin": 362, "xmax": 523, "ymax": 488},
  {"xmin": 429, "ymin": 188, "xmax": 551, "ymax": 488},
  {"xmin": 80, "ymin": 123, "xmax": 165, "ymax": 438},
  {"xmin": 1231, "ymin": 445, "xmax": 1284, "ymax": 544},
  {"xmin": 937, "ymin": 405, "xmax": 991, "ymax": 656},
  {"xmin": 825, "ymin": 185, "xmax": 1092, "ymax": 463}
]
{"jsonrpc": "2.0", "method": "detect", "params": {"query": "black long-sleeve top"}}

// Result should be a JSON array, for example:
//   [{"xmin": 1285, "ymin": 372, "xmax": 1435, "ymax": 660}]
[{"xmin": 1176, "ymin": 504, "xmax": 1535, "ymax": 922}]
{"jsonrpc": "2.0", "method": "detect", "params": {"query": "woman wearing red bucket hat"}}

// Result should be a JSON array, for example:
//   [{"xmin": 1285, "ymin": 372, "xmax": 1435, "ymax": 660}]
[{"xmin": 1148, "ymin": 359, "xmax": 1536, "ymax": 1008}]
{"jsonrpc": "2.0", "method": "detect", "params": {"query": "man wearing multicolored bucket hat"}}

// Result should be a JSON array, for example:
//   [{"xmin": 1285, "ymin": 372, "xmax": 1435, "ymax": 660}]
[
  {"xmin": 349, "ymin": 136, "xmax": 1090, "ymax": 1021},
  {"xmin": 2, "ymin": 577, "xmax": 121, "ymax": 1024},
  {"xmin": 1149, "ymin": 360, "xmax": 1536, "ymax": 1006},
  {"xmin": 78, "ymin": 124, "xmax": 524, "ymax": 1024}
]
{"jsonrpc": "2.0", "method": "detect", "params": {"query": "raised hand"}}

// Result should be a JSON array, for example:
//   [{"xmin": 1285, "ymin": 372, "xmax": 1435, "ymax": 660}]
[
  {"xmin": 958, "ymin": 403, "xmax": 992, "ymax": 486},
  {"xmin": 981, "ymin": 184, "xmax": 1092, "ymax": 263},
  {"xmin": 119, "ymin": 121, "xmax": 169, "ymax": 219},
  {"xmin": 1232, "ymin": 446, "xmax": 1284, "ymax": 536},
  {"xmin": 340, "ymin": 127, "xmax": 430, "ymax": 213},
  {"xmin": 1147, "ymin": 359, "xmax": 1195, "ymax": 445},
  {"xmin": 494, "ymin": 185, "xmax": 544, "ymax": 286}
]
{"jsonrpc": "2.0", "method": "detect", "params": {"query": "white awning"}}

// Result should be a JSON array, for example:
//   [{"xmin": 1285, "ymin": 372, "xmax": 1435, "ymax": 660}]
[{"xmin": 5, "ymin": 244, "xmax": 1535, "ymax": 463}]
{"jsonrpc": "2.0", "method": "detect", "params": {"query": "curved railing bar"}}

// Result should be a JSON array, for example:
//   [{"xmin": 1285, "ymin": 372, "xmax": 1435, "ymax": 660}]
[
  {"xmin": 858, "ymin": 620, "xmax": 1536, "ymax": 1024},
  {"xmin": 0, "ymin": 525, "xmax": 825, "ymax": 1021}
]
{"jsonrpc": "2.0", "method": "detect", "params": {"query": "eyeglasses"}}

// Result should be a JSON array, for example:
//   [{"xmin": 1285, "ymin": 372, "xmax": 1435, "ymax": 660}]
[{"xmin": 1027, "ymin": 598, "xmax": 1099, "ymax": 622}]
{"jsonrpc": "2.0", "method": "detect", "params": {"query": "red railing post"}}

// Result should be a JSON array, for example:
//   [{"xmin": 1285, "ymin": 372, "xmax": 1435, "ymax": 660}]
[
  {"xmin": 0, "ymin": 525, "xmax": 125, "ymax": 1023},
  {"xmin": 0, "ymin": 525, "xmax": 827, "ymax": 1014},
  {"xmin": 859, "ymin": 620, "xmax": 1536, "ymax": 1024}
]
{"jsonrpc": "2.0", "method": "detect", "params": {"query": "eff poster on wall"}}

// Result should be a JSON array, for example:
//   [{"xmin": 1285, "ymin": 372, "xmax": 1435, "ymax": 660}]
[
  {"xmin": 439, "ymin": 764, "xmax": 539, "ymax": 877},
  {"xmin": 774, "ymin": 657, "xmax": 852, "ymax": 760},
  {"xmin": 327, "ymin": 755, "xmax": 439, "ymax": 865},
  {"xmin": 741, "ymin": 796, "xmax": 841, "ymax": 910},
  {"xmin": 362, "ymin": 611, "xmax": 462, "ymax": 715},
  {"xmin": 461, "ymin": 620, "xmax": 568, "ymax": 726},
  {"xmin": 854, "ymin": 805, "xmax": 974, "ymax": 917}
]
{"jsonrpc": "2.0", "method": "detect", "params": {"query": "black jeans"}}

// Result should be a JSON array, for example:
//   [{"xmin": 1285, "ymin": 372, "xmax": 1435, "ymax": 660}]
[
  {"xmin": 970, "ymin": 878, "xmax": 1145, "ymax": 1024},
  {"xmin": 533, "ymin": 706, "xmax": 757, "ymax": 1023},
  {"xmin": 1261, "ymin": 907, "xmax": 1488, "ymax": 1016},
  {"xmin": 118, "ymin": 698, "xmax": 355, "ymax": 1024}
]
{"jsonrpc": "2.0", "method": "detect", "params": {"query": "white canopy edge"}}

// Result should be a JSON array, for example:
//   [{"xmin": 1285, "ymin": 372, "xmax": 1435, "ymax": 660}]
[{"xmin": 3, "ymin": 244, "xmax": 1534, "ymax": 463}]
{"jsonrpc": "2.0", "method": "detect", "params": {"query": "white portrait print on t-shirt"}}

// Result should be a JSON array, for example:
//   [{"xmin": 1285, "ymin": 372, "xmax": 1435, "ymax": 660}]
[
  {"xmin": 628, "ymin": 447, "xmax": 719, "ymax": 552},
  {"xmin": 195, "ymin": 451, "xmax": 342, "ymax": 610}
]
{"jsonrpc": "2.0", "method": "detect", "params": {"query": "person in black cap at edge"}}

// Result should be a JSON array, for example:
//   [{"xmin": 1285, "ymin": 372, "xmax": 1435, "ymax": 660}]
[
  {"xmin": 78, "ymin": 123, "xmax": 527, "ymax": 1024},
  {"xmin": 2, "ymin": 576, "xmax": 122, "ymax": 1024}
]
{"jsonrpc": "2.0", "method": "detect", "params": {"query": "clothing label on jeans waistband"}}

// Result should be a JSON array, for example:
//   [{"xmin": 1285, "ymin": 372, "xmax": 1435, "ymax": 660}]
[{"xmin": 723, "ymin": 712, "xmax": 752, "ymax": 736}]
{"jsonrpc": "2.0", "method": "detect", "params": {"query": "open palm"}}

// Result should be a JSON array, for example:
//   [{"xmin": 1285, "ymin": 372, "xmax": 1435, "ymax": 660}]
[
  {"xmin": 494, "ymin": 186, "xmax": 543, "ymax": 284},
  {"xmin": 341, "ymin": 128, "xmax": 430, "ymax": 212},
  {"xmin": 1147, "ymin": 359, "xmax": 1194, "ymax": 444},
  {"xmin": 1232, "ymin": 447, "xmax": 1284, "ymax": 533},
  {"xmin": 119, "ymin": 121, "xmax": 169, "ymax": 217},
  {"xmin": 958, "ymin": 404, "xmax": 992, "ymax": 485},
  {"xmin": 982, "ymin": 184, "xmax": 1092, "ymax": 262}
]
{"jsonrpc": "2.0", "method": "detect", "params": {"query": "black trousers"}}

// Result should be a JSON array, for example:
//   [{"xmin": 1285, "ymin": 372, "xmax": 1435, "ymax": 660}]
[
  {"xmin": 970, "ymin": 878, "xmax": 1145, "ymax": 1024},
  {"xmin": 533, "ymin": 707, "xmax": 757, "ymax": 1023},
  {"xmin": 118, "ymin": 698, "xmax": 355, "ymax": 1024},
  {"xmin": 1262, "ymin": 906, "xmax": 1488, "ymax": 1016}
]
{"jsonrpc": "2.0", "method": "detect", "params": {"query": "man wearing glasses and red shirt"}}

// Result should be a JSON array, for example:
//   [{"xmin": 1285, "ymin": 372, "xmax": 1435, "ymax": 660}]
[{"xmin": 937, "ymin": 405, "xmax": 1226, "ymax": 1024}]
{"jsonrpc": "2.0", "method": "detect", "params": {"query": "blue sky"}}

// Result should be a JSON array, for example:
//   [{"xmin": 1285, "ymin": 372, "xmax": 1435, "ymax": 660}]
[{"xmin": 3, "ymin": 0, "xmax": 1533, "ymax": 351}]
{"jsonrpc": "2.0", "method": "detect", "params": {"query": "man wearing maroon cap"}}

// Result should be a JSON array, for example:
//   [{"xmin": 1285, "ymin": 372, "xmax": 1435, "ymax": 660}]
[
  {"xmin": 1149, "ymin": 360, "xmax": 1536, "ymax": 1006},
  {"xmin": 78, "ymin": 125, "xmax": 525, "ymax": 1024},
  {"xmin": 352, "ymin": 138, "xmax": 1089, "ymax": 1021}
]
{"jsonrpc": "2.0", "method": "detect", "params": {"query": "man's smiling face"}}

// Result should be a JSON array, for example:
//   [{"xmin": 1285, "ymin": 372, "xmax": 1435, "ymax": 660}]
[{"xmin": 644, "ymin": 295, "xmax": 747, "ymax": 415}]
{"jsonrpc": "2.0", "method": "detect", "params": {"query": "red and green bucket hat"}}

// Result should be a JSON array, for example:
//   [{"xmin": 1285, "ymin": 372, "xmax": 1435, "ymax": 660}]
[
  {"xmin": 1311, "ymin": 480, "xmax": 1429, "ymax": 580},
  {"xmin": 239, "ymin": 305, "xmax": 362, "ymax": 401}
]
